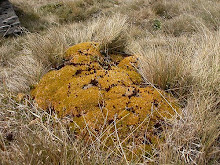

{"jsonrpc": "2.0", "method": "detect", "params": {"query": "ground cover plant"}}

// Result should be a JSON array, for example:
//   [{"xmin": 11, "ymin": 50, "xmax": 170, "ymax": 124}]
[{"xmin": 0, "ymin": 0, "xmax": 219, "ymax": 164}]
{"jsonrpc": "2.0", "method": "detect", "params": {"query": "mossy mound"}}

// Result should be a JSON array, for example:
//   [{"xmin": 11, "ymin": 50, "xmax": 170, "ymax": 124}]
[{"xmin": 32, "ymin": 42, "xmax": 180, "ymax": 157}]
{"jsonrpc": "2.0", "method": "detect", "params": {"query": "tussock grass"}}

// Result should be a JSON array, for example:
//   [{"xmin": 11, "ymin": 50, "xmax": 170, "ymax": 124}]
[
  {"xmin": 0, "ymin": 14, "xmax": 128, "ymax": 93},
  {"xmin": 159, "ymin": 94, "xmax": 219, "ymax": 164},
  {"xmin": 163, "ymin": 15, "xmax": 199, "ymax": 36},
  {"xmin": 0, "ymin": 0, "xmax": 219, "ymax": 164},
  {"xmin": 0, "ymin": 92, "xmax": 127, "ymax": 165},
  {"xmin": 40, "ymin": 0, "xmax": 118, "ymax": 23},
  {"xmin": 152, "ymin": 0, "xmax": 181, "ymax": 19},
  {"xmin": 128, "ymin": 35, "xmax": 193, "ymax": 96},
  {"xmin": 128, "ymin": 30, "xmax": 219, "ymax": 164}
]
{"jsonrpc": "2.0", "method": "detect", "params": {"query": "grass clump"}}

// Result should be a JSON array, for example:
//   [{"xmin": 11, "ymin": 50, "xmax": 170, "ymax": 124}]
[
  {"xmin": 40, "ymin": 0, "xmax": 118, "ymax": 23},
  {"xmin": 128, "ymin": 36, "xmax": 193, "ymax": 95},
  {"xmin": 163, "ymin": 15, "xmax": 199, "ymax": 37},
  {"xmin": 40, "ymin": 2, "xmax": 98, "ymax": 23},
  {"xmin": 0, "ymin": 14, "xmax": 128, "ymax": 93},
  {"xmin": 14, "ymin": 7, "xmax": 48, "ymax": 32},
  {"xmin": 128, "ymin": 30, "xmax": 220, "ymax": 163},
  {"xmin": 152, "ymin": 0, "xmax": 180, "ymax": 19}
]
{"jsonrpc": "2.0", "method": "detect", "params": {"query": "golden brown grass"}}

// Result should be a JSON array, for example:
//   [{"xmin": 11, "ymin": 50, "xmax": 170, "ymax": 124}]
[
  {"xmin": 0, "ymin": 14, "xmax": 128, "ymax": 93},
  {"xmin": 131, "ymin": 30, "xmax": 220, "ymax": 164},
  {"xmin": 0, "ymin": 0, "xmax": 219, "ymax": 164}
]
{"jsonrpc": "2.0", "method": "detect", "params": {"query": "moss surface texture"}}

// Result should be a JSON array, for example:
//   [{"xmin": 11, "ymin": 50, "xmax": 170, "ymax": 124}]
[{"xmin": 32, "ymin": 42, "xmax": 180, "ymax": 156}]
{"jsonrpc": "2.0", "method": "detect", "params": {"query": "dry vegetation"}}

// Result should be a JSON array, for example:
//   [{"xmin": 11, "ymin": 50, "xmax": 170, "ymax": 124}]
[{"xmin": 0, "ymin": 0, "xmax": 219, "ymax": 164}]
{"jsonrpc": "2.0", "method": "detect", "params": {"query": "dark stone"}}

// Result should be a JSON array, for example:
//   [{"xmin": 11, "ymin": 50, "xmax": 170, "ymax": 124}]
[{"xmin": 0, "ymin": 0, "xmax": 22, "ymax": 37}]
